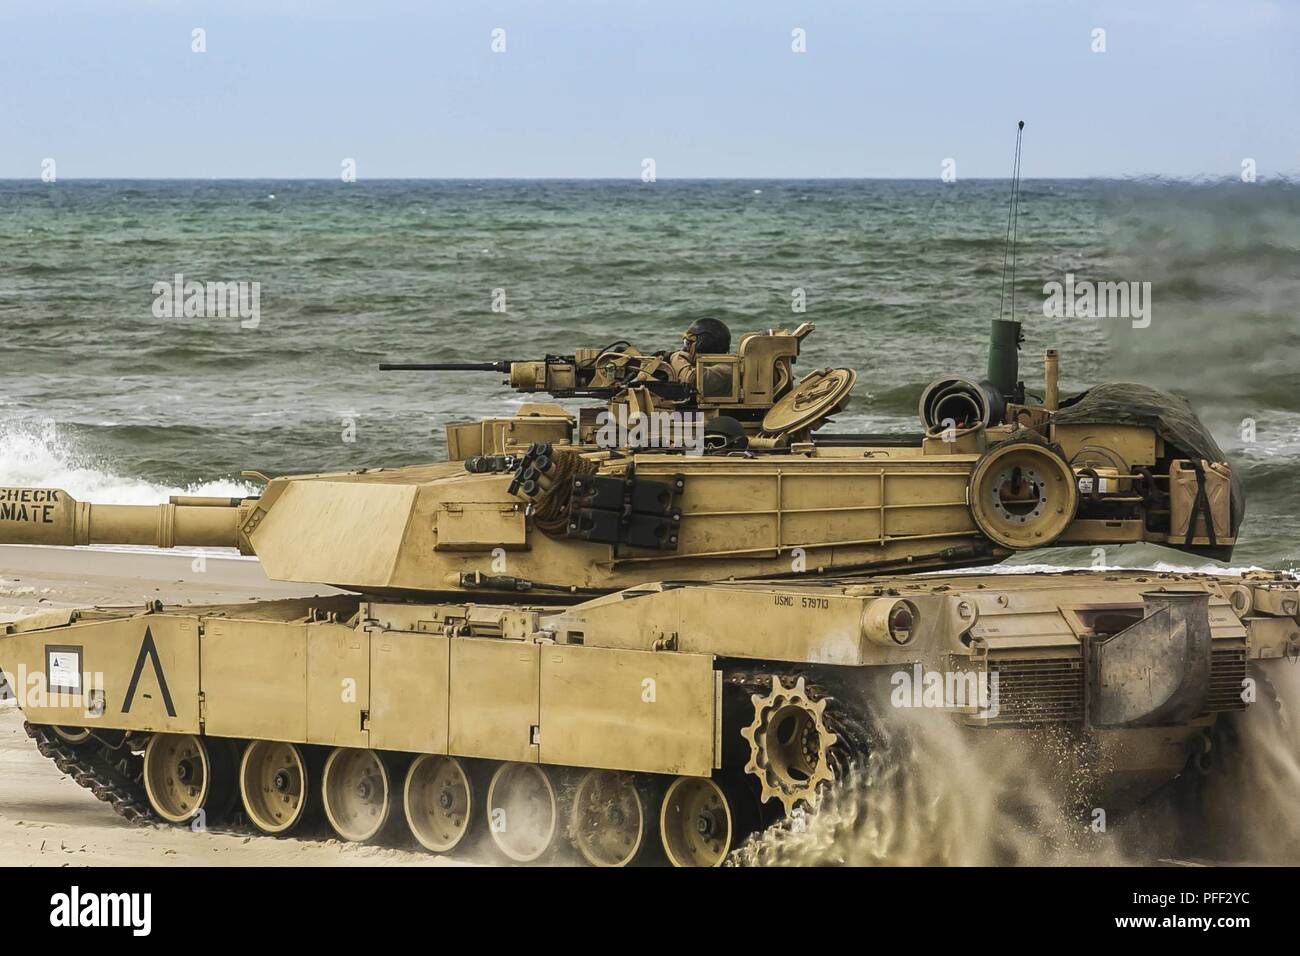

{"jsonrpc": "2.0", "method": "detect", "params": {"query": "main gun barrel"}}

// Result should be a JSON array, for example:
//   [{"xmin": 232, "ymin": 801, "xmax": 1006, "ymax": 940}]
[{"xmin": 0, "ymin": 487, "xmax": 250, "ymax": 552}]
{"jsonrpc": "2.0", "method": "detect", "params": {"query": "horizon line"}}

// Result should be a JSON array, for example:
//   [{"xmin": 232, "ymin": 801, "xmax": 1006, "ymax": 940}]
[{"xmin": 1, "ymin": 175, "xmax": 1290, "ymax": 184}]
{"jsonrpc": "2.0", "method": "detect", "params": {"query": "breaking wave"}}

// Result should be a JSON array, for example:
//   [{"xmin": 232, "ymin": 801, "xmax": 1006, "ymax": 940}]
[{"xmin": 0, "ymin": 423, "xmax": 255, "ymax": 505}]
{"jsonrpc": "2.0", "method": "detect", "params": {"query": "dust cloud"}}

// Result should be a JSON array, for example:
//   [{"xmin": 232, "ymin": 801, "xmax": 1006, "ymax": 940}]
[
  {"xmin": 734, "ymin": 664, "xmax": 1300, "ymax": 866},
  {"xmin": 1143, "ymin": 661, "xmax": 1300, "ymax": 864}
]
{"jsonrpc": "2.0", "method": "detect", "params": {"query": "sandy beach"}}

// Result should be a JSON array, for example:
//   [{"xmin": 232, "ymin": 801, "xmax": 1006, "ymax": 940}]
[
  {"xmin": 0, "ymin": 543, "xmax": 337, "ymax": 615},
  {"xmin": 0, "ymin": 544, "xmax": 472, "ymax": 867}
]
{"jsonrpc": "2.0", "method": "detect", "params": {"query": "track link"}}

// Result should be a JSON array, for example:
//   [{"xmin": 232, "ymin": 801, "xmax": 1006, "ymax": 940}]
[{"xmin": 24, "ymin": 722, "xmax": 153, "ymax": 825}]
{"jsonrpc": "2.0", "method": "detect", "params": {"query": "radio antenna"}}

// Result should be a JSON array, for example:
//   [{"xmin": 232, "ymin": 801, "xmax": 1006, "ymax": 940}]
[{"xmin": 997, "ymin": 120, "xmax": 1026, "ymax": 323}]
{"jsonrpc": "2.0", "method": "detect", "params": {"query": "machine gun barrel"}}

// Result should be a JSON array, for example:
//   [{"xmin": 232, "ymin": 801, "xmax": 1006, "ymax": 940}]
[
  {"xmin": 379, "ymin": 361, "xmax": 515, "ymax": 372},
  {"xmin": 380, "ymin": 353, "xmax": 696, "ymax": 403}
]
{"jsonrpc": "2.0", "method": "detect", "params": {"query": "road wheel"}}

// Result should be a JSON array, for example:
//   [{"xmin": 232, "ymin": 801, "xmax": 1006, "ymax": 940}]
[
  {"xmin": 240, "ymin": 740, "xmax": 316, "ymax": 836},
  {"xmin": 570, "ymin": 769, "xmax": 657, "ymax": 867},
  {"xmin": 51, "ymin": 726, "xmax": 93, "ymax": 746},
  {"xmin": 404, "ymin": 754, "xmax": 476, "ymax": 853},
  {"xmin": 660, "ymin": 775, "xmax": 739, "ymax": 867},
  {"xmin": 142, "ymin": 733, "xmax": 234, "ymax": 825},
  {"xmin": 321, "ymin": 747, "xmax": 400, "ymax": 843},
  {"xmin": 485, "ymin": 762, "xmax": 560, "ymax": 863}
]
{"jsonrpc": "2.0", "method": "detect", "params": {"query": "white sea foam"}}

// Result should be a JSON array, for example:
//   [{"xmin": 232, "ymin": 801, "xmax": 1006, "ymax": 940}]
[{"xmin": 0, "ymin": 424, "xmax": 255, "ymax": 505}]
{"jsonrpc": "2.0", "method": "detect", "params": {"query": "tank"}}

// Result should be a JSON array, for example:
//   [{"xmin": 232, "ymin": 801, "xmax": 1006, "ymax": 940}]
[{"xmin": 0, "ymin": 320, "xmax": 1294, "ymax": 866}]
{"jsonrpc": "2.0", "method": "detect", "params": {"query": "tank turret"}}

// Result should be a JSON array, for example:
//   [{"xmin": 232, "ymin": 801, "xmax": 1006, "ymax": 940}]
[{"xmin": 0, "ymin": 322, "xmax": 1241, "ymax": 598}]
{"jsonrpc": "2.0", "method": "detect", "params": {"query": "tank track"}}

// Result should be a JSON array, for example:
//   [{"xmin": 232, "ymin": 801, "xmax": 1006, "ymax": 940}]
[
  {"xmin": 18, "ymin": 671, "xmax": 878, "ymax": 863},
  {"xmin": 24, "ymin": 722, "xmax": 153, "ymax": 825}
]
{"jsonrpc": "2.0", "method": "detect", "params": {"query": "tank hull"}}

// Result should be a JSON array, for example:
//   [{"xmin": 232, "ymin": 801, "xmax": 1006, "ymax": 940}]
[{"xmin": 4, "ymin": 569, "xmax": 1294, "ymax": 864}]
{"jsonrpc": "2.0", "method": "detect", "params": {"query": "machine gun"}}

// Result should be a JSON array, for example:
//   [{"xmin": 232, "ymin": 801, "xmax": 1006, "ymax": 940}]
[
  {"xmin": 380, "ymin": 350, "xmax": 693, "ymax": 401},
  {"xmin": 381, "ymin": 323, "xmax": 816, "ymax": 413}
]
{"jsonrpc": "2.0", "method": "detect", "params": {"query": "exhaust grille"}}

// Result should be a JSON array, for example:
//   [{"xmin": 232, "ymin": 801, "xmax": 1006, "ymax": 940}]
[
  {"xmin": 983, "ymin": 645, "xmax": 1247, "ymax": 726},
  {"xmin": 985, "ymin": 657, "xmax": 1084, "ymax": 726},
  {"xmin": 1206, "ymin": 647, "xmax": 1248, "ymax": 713}
]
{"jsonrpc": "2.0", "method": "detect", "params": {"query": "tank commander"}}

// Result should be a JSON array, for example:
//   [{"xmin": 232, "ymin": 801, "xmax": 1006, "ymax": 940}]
[{"xmin": 668, "ymin": 318, "xmax": 734, "ymax": 396}]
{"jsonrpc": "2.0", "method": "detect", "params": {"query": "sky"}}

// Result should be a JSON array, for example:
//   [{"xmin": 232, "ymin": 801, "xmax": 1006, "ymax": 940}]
[{"xmin": 0, "ymin": 0, "xmax": 1296, "ymax": 179}]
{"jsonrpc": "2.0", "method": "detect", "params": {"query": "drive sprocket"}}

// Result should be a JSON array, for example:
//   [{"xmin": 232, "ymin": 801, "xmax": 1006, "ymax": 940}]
[{"xmin": 740, "ymin": 675, "xmax": 839, "ymax": 813}]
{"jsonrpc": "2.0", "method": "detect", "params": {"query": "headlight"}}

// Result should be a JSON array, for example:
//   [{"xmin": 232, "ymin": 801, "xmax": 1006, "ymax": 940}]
[{"xmin": 863, "ymin": 599, "xmax": 919, "ymax": 647}]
